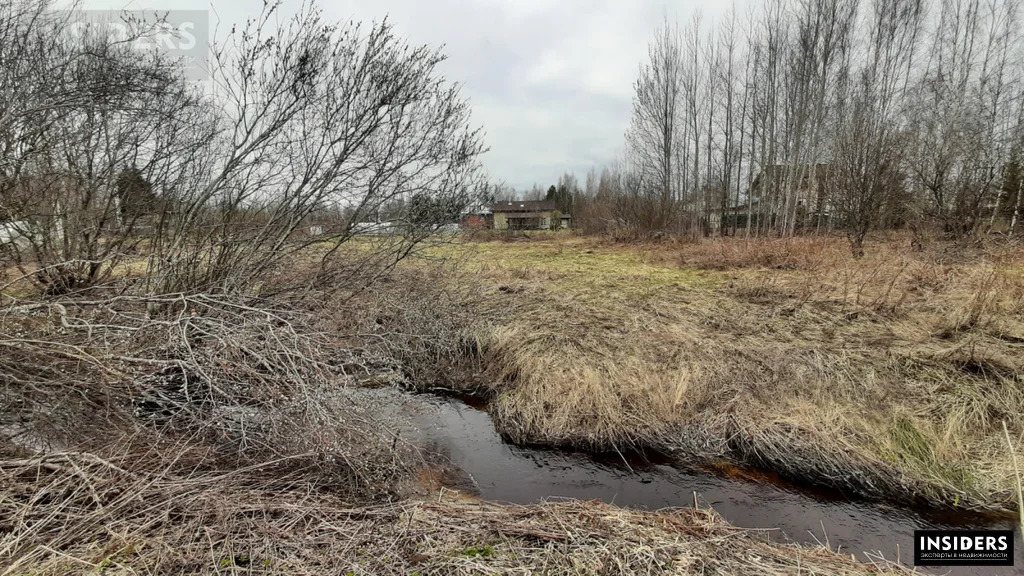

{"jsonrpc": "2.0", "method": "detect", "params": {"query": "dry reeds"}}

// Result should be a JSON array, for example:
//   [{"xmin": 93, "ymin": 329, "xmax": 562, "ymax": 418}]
[
  {"xmin": 1003, "ymin": 421, "xmax": 1024, "ymax": 537},
  {"xmin": 0, "ymin": 451, "xmax": 914, "ymax": 575}
]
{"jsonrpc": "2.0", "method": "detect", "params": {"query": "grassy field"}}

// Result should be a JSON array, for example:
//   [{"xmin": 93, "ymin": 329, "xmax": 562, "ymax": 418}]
[{"xmin": 424, "ymin": 233, "xmax": 1024, "ymax": 512}]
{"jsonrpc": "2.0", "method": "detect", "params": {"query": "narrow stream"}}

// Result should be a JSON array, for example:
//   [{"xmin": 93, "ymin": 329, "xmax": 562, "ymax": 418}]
[{"xmin": 367, "ymin": 389, "xmax": 1022, "ymax": 575}]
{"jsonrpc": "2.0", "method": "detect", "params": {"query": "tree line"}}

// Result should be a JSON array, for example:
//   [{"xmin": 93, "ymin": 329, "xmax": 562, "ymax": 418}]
[{"xmin": 568, "ymin": 0, "xmax": 1023, "ymax": 255}]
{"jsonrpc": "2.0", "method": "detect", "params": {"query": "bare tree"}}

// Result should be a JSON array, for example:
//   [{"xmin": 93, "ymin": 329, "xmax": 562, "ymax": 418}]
[
  {"xmin": 0, "ymin": 0, "xmax": 484, "ymax": 297},
  {"xmin": 625, "ymin": 16, "xmax": 684, "ymax": 233},
  {"xmin": 683, "ymin": 14, "xmax": 707, "ymax": 237},
  {"xmin": 833, "ymin": 0, "xmax": 920, "ymax": 256},
  {"xmin": 157, "ymin": 3, "xmax": 483, "ymax": 294},
  {"xmin": 0, "ymin": 1, "xmax": 216, "ymax": 293},
  {"xmin": 904, "ymin": 0, "xmax": 1020, "ymax": 237}
]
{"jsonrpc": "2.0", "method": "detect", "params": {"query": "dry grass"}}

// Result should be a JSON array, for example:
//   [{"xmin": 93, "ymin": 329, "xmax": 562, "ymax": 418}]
[
  {"xmin": 0, "ymin": 236, "xmax": 1015, "ymax": 574},
  {"xmin": 0, "ymin": 451, "xmax": 913, "ymax": 575},
  {"xmin": 0, "ymin": 239, "xmax": 936, "ymax": 575},
  {"xmin": 425, "ymin": 233, "xmax": 1024, "ymax": 512}
]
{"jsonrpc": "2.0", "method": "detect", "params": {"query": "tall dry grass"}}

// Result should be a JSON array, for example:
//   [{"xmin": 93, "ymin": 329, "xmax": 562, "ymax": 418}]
[
  {"xmin": 0, "ymin": 454, "xmax": 913, "ymax": 575},
  {"xmin": 451, "ymin": 233, "xmax": 1024, "ymax": 511}
]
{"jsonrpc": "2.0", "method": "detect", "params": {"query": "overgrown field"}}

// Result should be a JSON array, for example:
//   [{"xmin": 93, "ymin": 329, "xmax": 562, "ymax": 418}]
[
  {"xmin": 0, "ymin": 252, "xmax": 913, "ymax": 575},
  {"xmin": 3, "ymin": 232, "xmax": 1020, "ymax": 573},
  {"xmin": 427, "ymin": 233, "xmax": 1024, "ymax": 513}
]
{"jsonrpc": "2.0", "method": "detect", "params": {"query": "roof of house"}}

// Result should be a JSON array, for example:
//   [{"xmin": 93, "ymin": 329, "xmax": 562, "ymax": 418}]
[{"xmin": 490, "ymin": 200, "xmax": 559, "ymax": 213}]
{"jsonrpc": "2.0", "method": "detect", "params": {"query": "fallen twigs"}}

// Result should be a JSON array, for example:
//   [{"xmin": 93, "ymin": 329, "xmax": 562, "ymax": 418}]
[{"xmin": 0, "ymin": 452, "xmax": 916, "ymax": 575}]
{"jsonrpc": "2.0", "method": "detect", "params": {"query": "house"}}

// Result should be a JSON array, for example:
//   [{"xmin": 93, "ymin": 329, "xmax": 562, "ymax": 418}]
[
  {"xmin": 720, "ymin": 199, "xmax": 767, "ymax": 230},
  {"xmin": 748, "ymin": 164, "xmax": 834, "ymax": 227},
  {"xmin": 460, "ymin": 213, "xmax": 491, "ymax": 230},
  {"xmin": 490, "ymin": 200, "xmax": 568, "ymax": 230},
  {"xmin": 749, "ymin": 164, "xmax": 832, "ymax": 213}
]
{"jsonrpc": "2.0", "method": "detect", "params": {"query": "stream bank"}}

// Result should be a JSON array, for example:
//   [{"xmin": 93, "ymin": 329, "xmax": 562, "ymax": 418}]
[{"xmin": 365, "ymin": 387, "xmax": 1023, "ymax": 575}]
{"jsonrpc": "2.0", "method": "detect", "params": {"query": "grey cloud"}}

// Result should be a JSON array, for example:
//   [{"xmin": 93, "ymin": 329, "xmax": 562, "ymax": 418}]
[{"xmin": 88, "ymin": 0, "xmax": 732, "ymax": 190}]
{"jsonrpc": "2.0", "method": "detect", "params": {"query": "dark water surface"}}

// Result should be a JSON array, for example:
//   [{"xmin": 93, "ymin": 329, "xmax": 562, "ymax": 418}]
[{"xmin": 377, "ymin": 390, "xmax": 1022, "ymax": 575}]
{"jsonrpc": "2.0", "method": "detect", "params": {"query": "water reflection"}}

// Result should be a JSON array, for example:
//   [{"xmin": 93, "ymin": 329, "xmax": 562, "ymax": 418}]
[{"xmin": 378, "ymin": 389, "xmax": 1021, "ymax": 575}]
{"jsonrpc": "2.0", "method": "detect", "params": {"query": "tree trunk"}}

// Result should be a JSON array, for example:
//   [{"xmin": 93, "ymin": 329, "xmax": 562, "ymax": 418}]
[
  {"xmin": 849, "ymin": 234, "xmax": 865, "ymax": 258},
  {"xmin": 1011, "ymin": 176, "xmax": 1024, "ymax": 236}
]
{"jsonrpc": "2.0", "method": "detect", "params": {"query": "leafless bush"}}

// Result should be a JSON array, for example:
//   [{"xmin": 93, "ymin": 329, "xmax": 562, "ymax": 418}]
[
  {"xmin": 0, "ymin": 0, "xmax": 484, "ymax": 297},
  {"xmin": 0, "ymin": 1, "xmax": 216, "ymax": 293},
  {"xmin": 0, "ymin": 291, "xmax": 420, "ymax": 497}
]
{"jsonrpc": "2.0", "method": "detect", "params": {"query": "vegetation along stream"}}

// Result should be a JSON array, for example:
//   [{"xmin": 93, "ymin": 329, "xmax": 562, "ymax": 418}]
[{"xmin": 368, "ymin": 388, "xmax": 1024, "ymax": 575}]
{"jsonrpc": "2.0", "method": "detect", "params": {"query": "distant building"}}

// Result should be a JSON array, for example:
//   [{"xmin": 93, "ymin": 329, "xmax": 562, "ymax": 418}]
[
  {"xmin": 749, "ymin": 164, "xmax": 833, "ymax": 216},
  {"xmin": 461, "ymin": 213, "xmax": 492, "ymax": 230},
  {"xmin": 490, "ymin": 200, "xmax": 569, "ymax": 230},
  {"xmin": 739, "ymin": 164, "xmax": 834, "ymax": 229},
  {"xmin": 351, "ymin": 221, "xmax": 397, "ymax": 235}
]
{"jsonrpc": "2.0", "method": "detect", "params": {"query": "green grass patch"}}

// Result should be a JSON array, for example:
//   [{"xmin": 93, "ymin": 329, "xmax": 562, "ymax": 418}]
[
  {"xmin": 456, "ymin": 544, "xmax": 495, "ymax": 558},
  {"xmin": 425, "ymin": 239, "xmax": 721, "ymax": 301}
]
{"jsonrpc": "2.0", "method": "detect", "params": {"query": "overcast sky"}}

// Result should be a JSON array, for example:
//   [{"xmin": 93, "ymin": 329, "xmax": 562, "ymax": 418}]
[{"xmin": 83, "ymin": 0, "xmax": 738, "ymax": 191}]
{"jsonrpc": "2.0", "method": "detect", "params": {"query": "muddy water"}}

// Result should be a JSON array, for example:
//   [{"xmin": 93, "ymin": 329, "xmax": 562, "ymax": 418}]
[{"xmin": 375, "ymin": 390, "xmax": 1021, "ymax": 575}]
